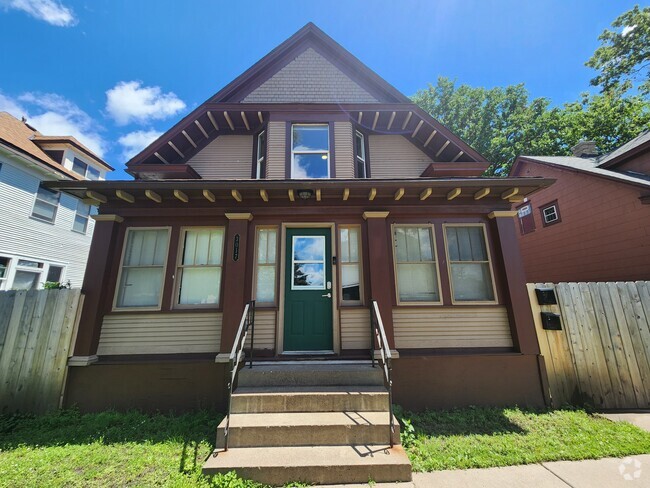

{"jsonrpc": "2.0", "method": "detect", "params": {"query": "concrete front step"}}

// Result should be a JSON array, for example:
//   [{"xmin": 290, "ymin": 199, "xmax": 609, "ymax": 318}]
[
  {"xmin": 217, "ymin": 412, "xmax": 400, "ymax": 448},
  {"xmin": 237, "ymin": 363, "xmax": 384, "ymax": 387},
  {"xmin": 203, "ymin": 445, "xmax": 412, "ymax": 485},
  {"xmin": 231, "ymin": 386, "xmax": 389, "ymax": 413}
]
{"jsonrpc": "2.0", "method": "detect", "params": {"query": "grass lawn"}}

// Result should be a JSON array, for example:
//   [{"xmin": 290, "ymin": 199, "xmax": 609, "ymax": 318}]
[{"xmin": 1, "ymin": 407, "xmax": 650, "ymax": 487}]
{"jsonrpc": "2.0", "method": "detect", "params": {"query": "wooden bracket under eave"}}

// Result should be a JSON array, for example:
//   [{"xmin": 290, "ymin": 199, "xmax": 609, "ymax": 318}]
[
  {"xmin": 203, "ymin": 190, "xmax": 215, "ymax": 202},
  {"xmin": 419, "ymin": 188, "xmax": 432, "ymax": 201},
  {"xmin": 394, "ymin": 188, "xmax": 405, "ymax": 201},
  {"xmin": 368, "ymin": 188, "xmax": 377, "ymax": 201},
  {"xmin": 343, "ymin": 188, "xmax": 350, "ymax": 201},
  {"xmin": 501, "ymin": 187, "xmax": 519, "ymax": 200},
  {"xmin": 86, "ymin": 190, "xmax": 107, "ymax": 203},
  {"xmin": 145, "ymin": 190, "xmax": 162, "ymax": 203},
  {"xmin": 260, "ymin": 189, "xmax": 269, "ymax": 202},
  {"xmin": 231, "ymin": 189, "xmax": 242, "ymax": 202},
  {"xmin": 288, "ymin": 189, "xmax": 295, "ymax": 202},
  {"xmin": 115, "ymin": 190, "xmax": 134, "ymax": 203},
  {"xmin": 174, "ymin": 190, "xmax": 189, "ymax": 203},
  {"xmin": 447, "ymin": 188, "xmax": 461, "ymax": 200},
  {"xmin": 474, "ymin": 188, "xmax": 491, "ymax": 200},
  {"xmin": 316, "ymin": 189, "xmax": 321, "ymax": 202}
]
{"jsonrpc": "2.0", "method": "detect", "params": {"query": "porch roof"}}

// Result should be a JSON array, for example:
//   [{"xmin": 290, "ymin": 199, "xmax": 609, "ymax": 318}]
[{"xmin": 47, "ymin": 176, "xmax": 554, "ymax": 207}]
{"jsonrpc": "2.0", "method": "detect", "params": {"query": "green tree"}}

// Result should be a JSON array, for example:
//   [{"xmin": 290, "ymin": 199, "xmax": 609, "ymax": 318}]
[{"xmin": 586, "ymin": 5, "xmax": 650, "ymax": 95}]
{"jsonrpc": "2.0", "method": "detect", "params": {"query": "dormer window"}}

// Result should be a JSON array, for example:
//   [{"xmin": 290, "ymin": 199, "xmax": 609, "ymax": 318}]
[
  {"xmin": 355, "ymin": 130, "xmax": 368, "ymax": 178},
  {"xmin": 291, "ymin": 124, "xmax": 329, "ymax": 178},
  {"xmin": 72, "ymin": 157, "xmax": 100, "ymax": 180}
]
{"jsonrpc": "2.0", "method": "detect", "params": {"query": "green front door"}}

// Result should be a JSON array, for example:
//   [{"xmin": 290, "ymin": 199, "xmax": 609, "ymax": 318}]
[{"xmin": 284, "ymin": 228, "xmax": 333, "ymax": 352}]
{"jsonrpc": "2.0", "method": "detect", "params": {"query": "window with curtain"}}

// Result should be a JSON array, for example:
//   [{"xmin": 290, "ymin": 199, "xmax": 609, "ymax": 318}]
[
  {"xmin": 444, "ymin": 225, "xmax": 496, "ymax": 302},
  {"xmin": 177, "ymin": 228, "xmax": 224, "ymax": 306},
  {"xmin": 254, "ymin": 227, "xmax": 278, "ymax": 304},
  {"xmin": 393, "ymin": 225, "xmax": 440, "ymax": 303},
  {"xmin": 115, "ymin": 228, "xmax": 169, "ymax": 308},
  {"xmin": 339, "ymin": 226, "xmax": 362, "ymax": 303}
]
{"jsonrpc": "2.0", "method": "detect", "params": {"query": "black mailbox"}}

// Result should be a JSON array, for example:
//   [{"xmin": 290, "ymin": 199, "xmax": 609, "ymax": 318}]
[
  {"xmin": 541, "ymin": 312, "xmax": 562, "ymax": 330},
  {"xmin": 535, "ymin": 288, "xmax": 557, "ymax": 305}
]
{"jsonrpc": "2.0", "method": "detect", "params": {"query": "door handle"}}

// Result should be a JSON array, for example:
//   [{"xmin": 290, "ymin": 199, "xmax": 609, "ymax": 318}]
[{"xmin": 322, "ymin": 293, "xmax": 332, "ymax": 298}]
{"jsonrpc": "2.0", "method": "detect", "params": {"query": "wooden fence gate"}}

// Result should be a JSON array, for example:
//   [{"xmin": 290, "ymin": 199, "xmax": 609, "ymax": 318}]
[
  {"xmin": 0, "ymin": 289, "xmax": 83, "ymax": 413},
  {"xmin": 529, "ymin": 282, "xmax": 650, "ymax": 409}
]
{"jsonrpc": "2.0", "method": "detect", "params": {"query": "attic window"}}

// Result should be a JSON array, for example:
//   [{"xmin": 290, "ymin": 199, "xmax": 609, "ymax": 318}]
[
  {"xmin": 291, "ymin": 124, "xmax": 330, "ymax": 178},
  {"xmin": 72, "ymin": 157, "xmax": 100, "ymax": 180},
  {"xmin": 540, "ymin": 201, "xmax": 561, "ymax": 226}
]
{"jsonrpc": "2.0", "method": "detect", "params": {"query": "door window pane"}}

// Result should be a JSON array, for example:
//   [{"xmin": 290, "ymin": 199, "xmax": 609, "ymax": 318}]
[
  {"xmin": 292, "ymin": 236, "xmax": 326, "ymax": 290},
  {"xmin": 116, "ymin": 229, "xmax": 169, "ymax": 308},
  {"xmin": 255, "ymin": 228, "xmax": 278, "ymax": 304},
  {"xmin": 393, "ymin": 226, "xmax": 440, "ymax": 303},
  {"xmin": 177, "ymin": 228, "xmax": 224, "ymax": 306},
  {"xmin": 445, "ymin": 225, "xmax": 495, "ymax": 302}
]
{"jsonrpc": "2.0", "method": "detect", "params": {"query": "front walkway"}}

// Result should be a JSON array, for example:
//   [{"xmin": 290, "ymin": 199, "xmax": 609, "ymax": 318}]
[{"xmin": 321, "ymin": 454, "xmax": 650, "ymax": 487}]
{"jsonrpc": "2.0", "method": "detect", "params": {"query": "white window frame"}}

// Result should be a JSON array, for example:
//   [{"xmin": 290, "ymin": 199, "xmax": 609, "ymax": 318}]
[
  {"xmin": 174, "ymin": 226, "xmax": 226, "ymax": 309},
  {"xmin": 45, "ymin": 264, "xmax": 66, "ymax": 284},
  {"xmin": 391, "ymin": 224, "xmax": 443, "ymax": 306},
  {"xmin": 338, "ymin": 225, "xmax": 363, "ymax": 306},
  {"xmin": 291, "ymin": 123, "xmax": 330, "ymax": 179},
  {"xmin": 0, "ymin": 256, "xmax": 9, "ymax": 287},
  {"xmin": 31, "ymin": 183, "xmax": 60, "ymax": 224},
  {"xmin": 113, "ymin": 227, "xmax": 171, "ymax": 311},
  {"xmin": 72, "ymin": 199, "xmax": 91, "ymax": 234},
  {"xmin": 442, "ymin": 223, "xmax": 498, "ymax": 305},
  {"xmin": 355, "ymin": 130, "xmax": 367, "ymax": 178},
  {"xmin": 542, "ymin": 204, "xmax": 559, "ymax": 225},
  {"xmin": 253, "ymin": 226, "xmax": 279, "ymax": 306},
  {"xmin": 255, "ymin": 130, "xmax": 266, "ymax": 179}
]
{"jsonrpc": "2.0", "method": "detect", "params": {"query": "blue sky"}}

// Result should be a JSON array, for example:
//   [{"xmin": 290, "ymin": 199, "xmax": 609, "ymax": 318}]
[{"xmin": 0, "ymin": 0, "xmax": 638, "ymax": 179}]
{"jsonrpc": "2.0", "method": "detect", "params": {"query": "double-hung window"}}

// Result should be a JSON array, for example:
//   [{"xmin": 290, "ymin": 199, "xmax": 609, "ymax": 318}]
[
  {"xmin": 115, "ymin": 228, "xmax": 170, "ymax": 309},
  {"xmin": 339, "ymin": 226, "xmax": 362, "ymax": 303},
  {"xmin": 177, "ymin": 228, "xmax": 224, "ymax": 306},
  {"xmin": 392, "ymin": 225, "xmax": 441, "ymax": 303},
  {"xmin": 254, "ymin": 227, "xmax": 278, "ymax": 305},
  {"xmin": 540, "ymin": 201, "xmax": 561, "ymax": 226},
  {"xmin": 72, "ymin": 157, "xmax": 100, "ymax": 180},
  {"xmin": 32, "ymin": 184, "xmax": 60, "ymax": 223},
  {"xmin": 355, "ymin": 131, "xmax": 368, "ymax": 178},
  {"xmin": 73, "ymin": 200, "xmax": 91, "ymax": 234},
  {"xmin": 291, "ymin": 124, "xmax": 330, "ymax": 178},
  {"xmin": 444, "ymin": 224, "xmax": 496, "ymax": 303},
  {"xmin": 255, "ymin": 130, "xmax": 267, "ymax": 179}
]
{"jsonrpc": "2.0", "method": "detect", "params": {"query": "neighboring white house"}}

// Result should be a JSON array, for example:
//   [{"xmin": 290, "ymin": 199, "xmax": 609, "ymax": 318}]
[{"xmin": 0, "ymin": 112, "xmax": 113, "ymax": 290}]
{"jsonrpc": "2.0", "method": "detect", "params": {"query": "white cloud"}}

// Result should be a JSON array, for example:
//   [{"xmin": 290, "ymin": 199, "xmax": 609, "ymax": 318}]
[
  {"xmin": 105, "ymin": 81, "xmax": 186, "ymax": 126},
  {"xmin": 0, "ymin": 0, "xmax": 77, "ymax": 26},
  {"xmin": 1, "ymin": 91, "xmax": 106, "ymax": 157},
  {"xmin": 118, "ymin": 129, "xmax": 162, "ymax": 160},
  {"xmin": 622, "ymin": 25, "xmax": 637, "ymax": 37}
]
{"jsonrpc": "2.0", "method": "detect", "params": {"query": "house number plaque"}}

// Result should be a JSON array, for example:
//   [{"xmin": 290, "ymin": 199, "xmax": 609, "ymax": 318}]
[{"xmin": 233, "ymin": 234, "xmax": 240, "ymax": 261}]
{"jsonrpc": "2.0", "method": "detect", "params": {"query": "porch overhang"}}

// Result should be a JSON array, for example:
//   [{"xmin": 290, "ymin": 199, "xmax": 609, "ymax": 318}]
[{"xmin": 46, "ymin": 176, "xmax": 554, "ymax": 207}]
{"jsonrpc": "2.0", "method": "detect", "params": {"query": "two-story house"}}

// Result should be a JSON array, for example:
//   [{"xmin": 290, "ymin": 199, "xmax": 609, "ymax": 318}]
[
  {"xmin": 49, "ymin": 24, "xmax": 555, "ymax": 484},
  {"xmin": 0, "ymin": 112, "xmax": 112, "ymax": 291}
]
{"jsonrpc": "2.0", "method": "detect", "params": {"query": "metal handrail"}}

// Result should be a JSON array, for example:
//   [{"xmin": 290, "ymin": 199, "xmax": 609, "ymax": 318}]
[
  {"xmin": 370, "ymin": 299, "xmax": 394, "ymax": 447},
  {"xmin": 223, "ymin": 300, "xmax": 255, "ymax": 451}
]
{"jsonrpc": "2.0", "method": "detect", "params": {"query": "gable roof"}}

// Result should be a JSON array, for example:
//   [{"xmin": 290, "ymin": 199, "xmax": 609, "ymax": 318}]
[
  {"xmin": 32, "ymin": 135, "xmax": 113, "ymax": 171},
  {"xmin": 0, "ymin": 112, "xmax": 81, "ymax": 180},
  {"xmin": 126, "ymin": 24, "xmax": 488, "ymax": 173},
  {"xmin": 596, "ymin": 130, "xmax": 650, "ymax": 169}
]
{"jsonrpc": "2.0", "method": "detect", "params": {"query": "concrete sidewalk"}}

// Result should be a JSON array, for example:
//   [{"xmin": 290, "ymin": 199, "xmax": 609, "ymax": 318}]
[{"xmin": 321, "ymin": 454, "xmax": 650, "ymax": 487}]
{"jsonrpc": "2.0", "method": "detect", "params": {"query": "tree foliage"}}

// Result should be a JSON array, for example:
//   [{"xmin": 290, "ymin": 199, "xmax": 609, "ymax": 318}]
[
  {"xmin": 586, "ymin": 5, "xmax": 650, "ymax": 95},
  {"xmin": 412, "ymin": 78, "xmax": 650, "ymax": 174}
]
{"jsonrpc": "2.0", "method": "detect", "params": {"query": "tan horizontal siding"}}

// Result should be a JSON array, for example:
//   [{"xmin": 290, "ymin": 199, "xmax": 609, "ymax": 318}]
[
  {"xmin": 97, "ymin": 312, "xmax": 222, "ymax": 355},
  {"xmin": 369, "ymin": 135, "xmax": 433, "ymax": 178},
  {"xmin": 188, "ymin": 135, "xmax": 253, "ymax": 179},
  {"xmin": 341, "ymin": 308, "xmax": 371, "ymax": 350},
  {"xmin": 266, "ymin": 121, "xmax": 286, "ymax": 179},
  {"xmin": 244, "ymin": 309, "xmax": 276, "ymax": 350},
  {"xmin": 334, "ymin": 121, "xmax": 355, "ymax": 178},
  {"xmin": 393, "ymin": 307, "xmax": 513, "ymax": 349}
]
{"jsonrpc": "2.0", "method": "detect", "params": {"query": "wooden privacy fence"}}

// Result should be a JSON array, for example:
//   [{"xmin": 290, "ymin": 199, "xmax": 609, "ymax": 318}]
[
  {"xmin": 0, "ymin": 289, "xmax": 82, "ymax": 413},
  {"xmin": 529, "ymin": 282, "xmax": 650, "ymax": 409}
]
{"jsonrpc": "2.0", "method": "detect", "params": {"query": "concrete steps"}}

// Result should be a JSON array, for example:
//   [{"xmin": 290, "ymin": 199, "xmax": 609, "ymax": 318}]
[{"xmin": 203, "ymin": 362, "xmax": 412, "ymax": 485}]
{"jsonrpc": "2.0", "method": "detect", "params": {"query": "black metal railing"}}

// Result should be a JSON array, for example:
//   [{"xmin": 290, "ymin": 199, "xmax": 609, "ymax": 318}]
[
  {"xmin": 223, "ymin": 300, "xmax": 255, "ymax": 451},
  {"xmin": 370, "ymin": 299, "xmax": 395, "ymax": 447}
]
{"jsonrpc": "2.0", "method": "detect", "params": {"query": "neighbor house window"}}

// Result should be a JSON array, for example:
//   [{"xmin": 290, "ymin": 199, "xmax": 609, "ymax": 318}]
[
  {"xmin": 12, "ymin": 259, "xmax": 44, "ymax": 290},
  {"xmin": 355, "ymin": 131, "xmax": 368, "ymax": 178},
  {"xmin": 255, "ymin": 130, "xmax": 266, "ymax": 179},
  {"xmin": 444, "ymin": 224, "xmax": 496, "ymax": 303},
  {"xmin": 72, "ymin": 157, "xmax": 100, "ymax": 180},
  {"xmin": 392, "ymin": 225, "xmax": 441, "ymax": 303},
  {"xmin": 291, "ymin": 124, "xmax": 330, "ymax": 178},
  {"xmin": 339, "ymin": 226, "xmax": 362, "ymax": 303},
  {"xmin": 46, "ymin": 265, "xmax": 64, "ymax": 284},
  {"xmin": 0, "ymin": 257, "xmax": 8, "ymax": 285},
  {"xmin": 73, "ymin": 200, "xmax": 91, "ymax": 234},
  {"xmin": 176, "ymin": 228, "xmax": 224, "ymax": 306},
  {"xmin": 254, "ymin": 227, "xmax": 278, "ymax": 305},
  {"xmin": 31, "ymin": 184, "xmax": 60, "ymax": 223},
  {"xmin": 115, "ymin": 228, "xmax": 170, "ymax": 309},
  {"xmin": 517, "ymin": 202, "xmax": 535, "ymax": 235},
  {"xmin": 540, "ymin": 201, "xmax": 561, "ymax": 226}
]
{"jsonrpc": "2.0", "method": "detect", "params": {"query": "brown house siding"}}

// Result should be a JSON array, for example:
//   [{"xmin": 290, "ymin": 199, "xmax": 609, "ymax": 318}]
[
  {"xmin": 334, "ymin": 121, "xmax": 355, "ymax": 178},
  {"xmin": 513, "ymin": 161, "xmax": 650, "ymax": 282},
  {"xmin": 187, "ymin": 135, "xmax": 253, "ymax": 179},
  {"xmin": 266, "ymin": 121, "xmax": 286, "ymax": 179},
  {"xmin": 368, "ymin": 135, "xmax": 433, "ymax": 178},
  {"xmin": 612, "ymin": 151, "xmax": 649, "ymax": 175}
]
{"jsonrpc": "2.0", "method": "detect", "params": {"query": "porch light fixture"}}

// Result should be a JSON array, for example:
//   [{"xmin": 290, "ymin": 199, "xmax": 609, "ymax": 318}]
[{"xmin": 297, "ymin": 189, "xmax": 314, "ymax": 200}]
